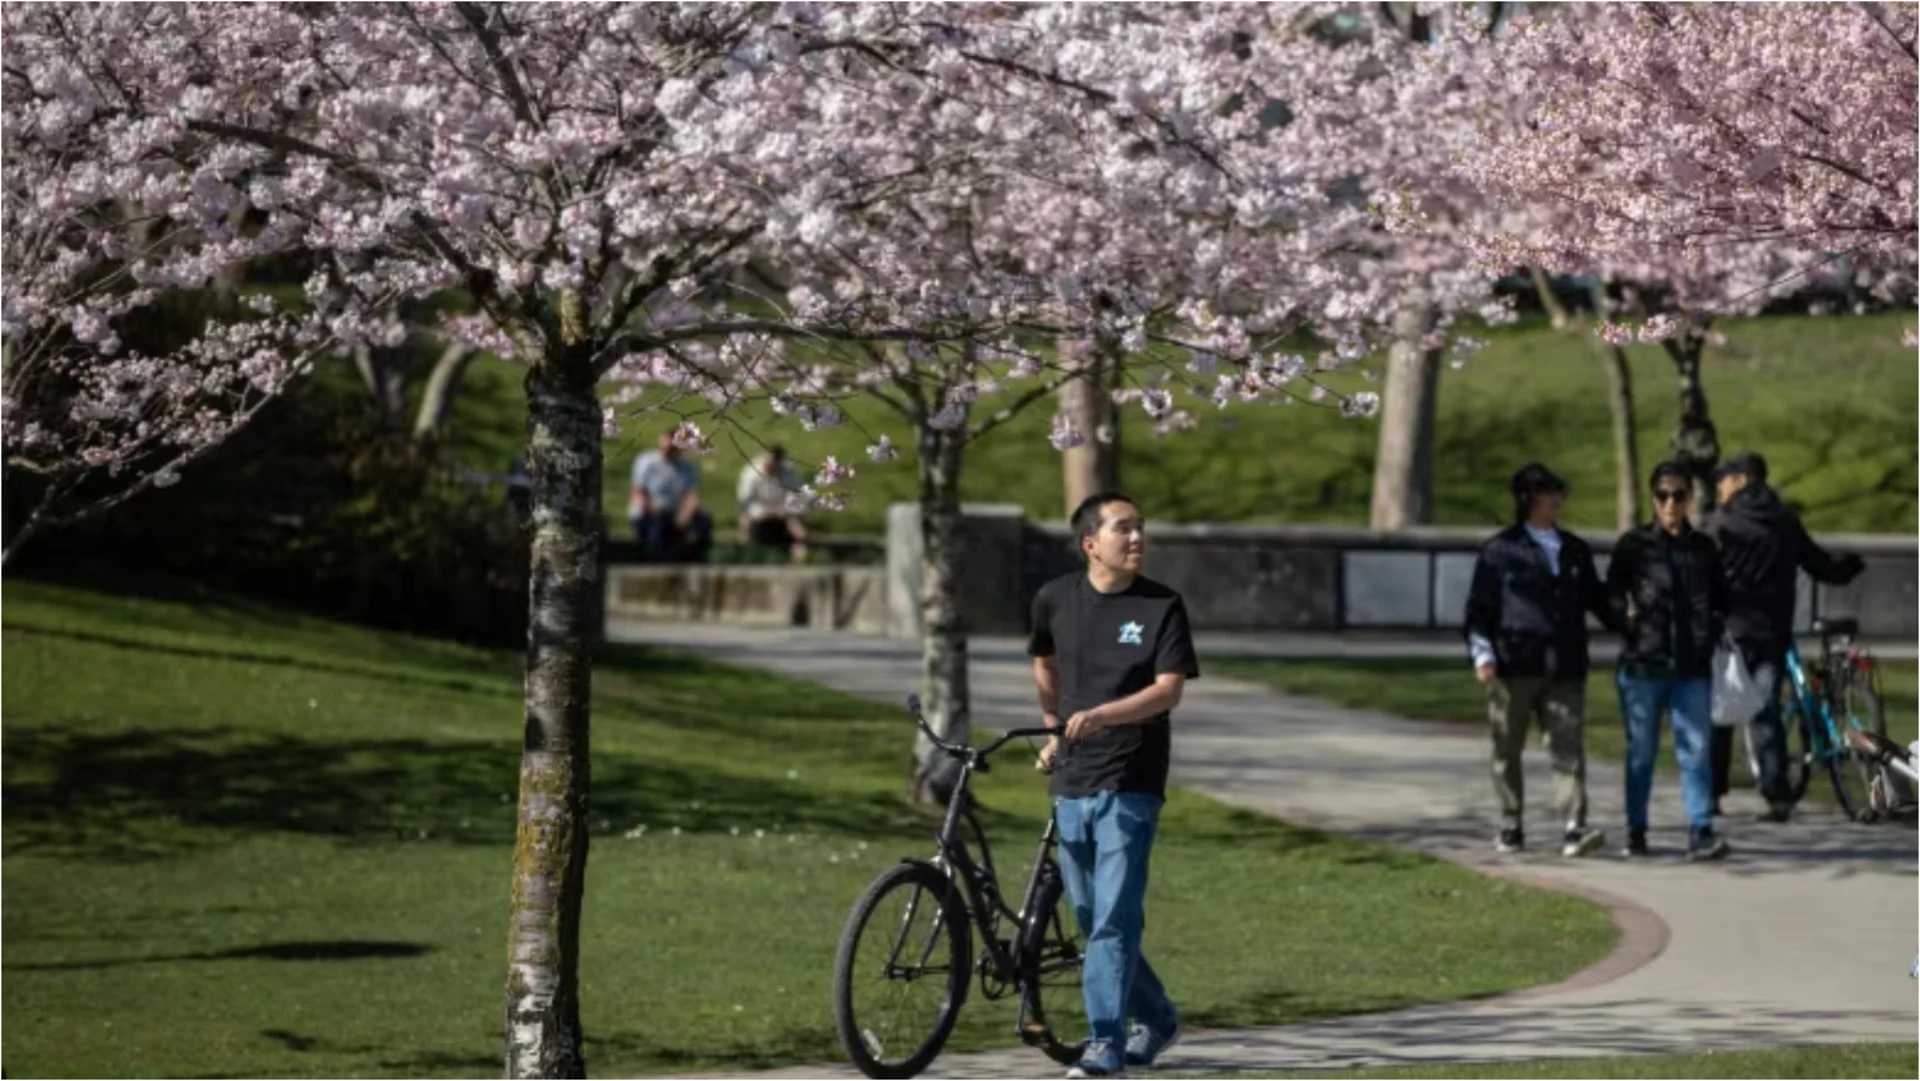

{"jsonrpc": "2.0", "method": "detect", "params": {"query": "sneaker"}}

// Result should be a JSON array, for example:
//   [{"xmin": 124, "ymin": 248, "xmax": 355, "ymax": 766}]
[
  {"xmin": 1688, "ymin": 830, "xmax": 1731, "ymax": 862},
  {"xmin": 1756, "ymin": 802, "xmax": 1792, "ymax": 823},
  {"xmin": 1066, "ymin": 1062, "xmax": 1127, "ymax": 1079},
  {"xmin": 1623, "ymin": 829, "xmax": 1650, "ymax": 858},
  {"xmin": 1124, "ymin": 1020, "xmax": 1181, "ymax": 1068},
  {"xmin": 1561, "ymin": 826, "xmax": 1605, "ymax": 858},
  {"xmin": 1494, "ymin": 827, "xmax": 1524, "ymax": 853}
]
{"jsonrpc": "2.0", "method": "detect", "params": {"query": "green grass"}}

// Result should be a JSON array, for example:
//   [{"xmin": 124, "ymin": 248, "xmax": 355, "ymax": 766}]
[
  {"xmin": 1, "ymin": 579, "xmax": 1616, "ymax": 1079},
  {"xmin": 1168, "ymin": 1041, "xmax": 1918, "ymax": 1079},
  {"xmin": 1210, "ymin": 657, "xmax": 1919, "ymax": 805},
  {"xmin": 457, "ymin": 311, "xmax": 1920, "ymax": 539}
]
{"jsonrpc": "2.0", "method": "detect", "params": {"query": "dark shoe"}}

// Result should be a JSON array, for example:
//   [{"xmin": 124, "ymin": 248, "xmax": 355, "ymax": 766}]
[
  {"xmin": 1561, "ymin": 826, "xmax": 1605, "ymax": 857},
  {"xmin": 1623, "ymin": 829, "xmax": 1650, "ymax": 858},
  {"xmin": 1688, "ymin": 829, "xmax": 1731, "ymax": 862},
  {"xmin": 1756, "ymin": 802, "xmax": 1792, "ymax": 823},
  {"xmin": 1124, "ymin": 1020, "xmax": 1181, "ymax": 1068},
  {"xmin": 1495, "ymin": 827, "xmax": 1524, "ymax": 854}
]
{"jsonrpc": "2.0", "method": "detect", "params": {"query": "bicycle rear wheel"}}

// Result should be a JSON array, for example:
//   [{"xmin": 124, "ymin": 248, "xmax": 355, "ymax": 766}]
[
  {"xmin": 1840, "ymin": 668, "xmax": 1907, "ymax": 821},
  {"xmin": 833, "ymin": 863, "xmax": 972, "ymax": 1080},
  {"xmin": 1017, "ymin": 866, "xmax": 1088, "ymax": 1067}
]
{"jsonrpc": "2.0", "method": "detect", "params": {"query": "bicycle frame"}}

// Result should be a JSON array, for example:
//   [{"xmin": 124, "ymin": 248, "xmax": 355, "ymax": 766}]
[
  {"xmin": 1782, "ymin": 635, "xmax": 1878, "ymax": 765},
  {"xmin": 1781, "ymin": 644, "xmax": 1849, "ymax": 767},
  {"xmin": 926, "ymin": 755, "xmax": 1064, "ymax": 997}
]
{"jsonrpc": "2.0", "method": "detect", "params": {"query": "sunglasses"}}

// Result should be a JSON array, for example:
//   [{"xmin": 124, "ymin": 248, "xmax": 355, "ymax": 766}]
[{"xmin": 1652, "ymin": 488, "xmax": 1692, "ymax": 504}]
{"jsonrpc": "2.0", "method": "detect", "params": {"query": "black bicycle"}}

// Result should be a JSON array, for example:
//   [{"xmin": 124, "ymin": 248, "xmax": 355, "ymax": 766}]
[{"xmin": 831, "ymin": 696, "xmax": 1087, "ymax": 1079}]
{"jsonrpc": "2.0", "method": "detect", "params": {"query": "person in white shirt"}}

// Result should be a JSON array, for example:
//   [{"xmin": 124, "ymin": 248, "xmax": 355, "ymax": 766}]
[
  {"xmin": 736, "ymin": 445, "xmax": 809, "ymax": 561},
  {"xmin": 1461, "ymin": 463, "xmax": 1620, "ymax": 858}
]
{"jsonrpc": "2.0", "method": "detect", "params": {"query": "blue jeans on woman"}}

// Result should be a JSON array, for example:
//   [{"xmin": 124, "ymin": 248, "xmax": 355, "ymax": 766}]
[
  {"xmin": 1054, "ymin": 791, "xmax": 1179, "ymax": 1072},
  {"xmin": 1615, "ymin": 672, "xmax": 1715, "ymax": 833}
]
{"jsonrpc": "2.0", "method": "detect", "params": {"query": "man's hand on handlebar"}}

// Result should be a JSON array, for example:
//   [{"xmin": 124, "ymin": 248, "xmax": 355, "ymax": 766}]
[{"xmin": 1035, "ymin": 736, "xmax": 1061, "ymax": 774}]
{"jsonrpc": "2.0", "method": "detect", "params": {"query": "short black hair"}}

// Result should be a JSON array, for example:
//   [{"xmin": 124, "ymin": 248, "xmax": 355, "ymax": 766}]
[
  {"xmin": 1071, "ymin": 491, "xmax": 1136, "ymax": 545},
  {"xmin": 1509, "ymin": 462, "xmax": 1568, "ymax": 523},
  {"xmin": 767, "ymin": 443, "xmax": 786, "ymax": 462},
  {"xmin": 1649, "ymin": 459, "xmax": 1692, "ymax": 491},
  {"xmin": 1711, "ymin": 450, "xmax": 1767, "ymax": 485}
]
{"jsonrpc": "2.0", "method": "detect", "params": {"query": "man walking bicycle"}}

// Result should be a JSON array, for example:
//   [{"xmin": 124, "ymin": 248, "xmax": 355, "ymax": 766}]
[
  {"xmin": 1705, "ymin": 451, "xmax": 1864, "ymax": 820},
  {"xmin": 1029, "ymin": 492, "xmax": 1197, "ymax": 1079}
]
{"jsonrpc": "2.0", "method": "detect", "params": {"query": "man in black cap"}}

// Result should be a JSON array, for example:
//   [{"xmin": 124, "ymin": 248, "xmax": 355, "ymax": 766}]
[
  {"xmin": 1705, "ymin": 450, "xmax": 1865, "ymax": 820},
  {"xmin": 1463, "ymin": 463, "xmax": 1618, "ymax": 856}
]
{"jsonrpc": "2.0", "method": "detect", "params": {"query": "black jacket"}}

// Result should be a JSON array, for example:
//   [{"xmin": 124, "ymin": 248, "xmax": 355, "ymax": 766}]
[
  {"xmin": 1704, "ymin": 484, "xmax": 1863, "ymax": 652},
  {"xmin": 1607, "ymin": 524, "xmax": 1726, "ymax": 678},
  {"xmin": 1463, "ymin": 525, "xmax": 1615, "ymax": 679}
]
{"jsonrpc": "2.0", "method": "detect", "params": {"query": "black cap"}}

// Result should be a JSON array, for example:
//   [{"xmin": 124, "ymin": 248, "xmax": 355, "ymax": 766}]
[
  {"xmin": 1510, "ymin": 462, "xmax": 1568, "ymax": 499},
  {"xmin": 1712, "ymin": 451, "xmax": 1768, "ymax": 484}
]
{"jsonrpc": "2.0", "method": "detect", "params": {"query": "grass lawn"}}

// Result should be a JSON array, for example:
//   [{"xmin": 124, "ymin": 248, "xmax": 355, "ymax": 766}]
[
  {"xmin": 1, "ymin": 579, "xmax": 1616, "ymax": 1079},
  {"xmin": 435, "ymin": 311, "xmax": 1920, "ymax": 540},
  {"xmin": 1210, "ymin": 657, "xmax": 1919, "ymax": 806},
  {"xmin": 1167, "ymin": 1041, "xmax": 1918, "ymax": 1079}
]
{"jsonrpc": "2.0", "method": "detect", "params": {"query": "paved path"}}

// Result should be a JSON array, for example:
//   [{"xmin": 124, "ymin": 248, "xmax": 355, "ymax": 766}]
[{"xmin": 611, "ymin": 621, "xmax": 1919, "ymax": 1077}]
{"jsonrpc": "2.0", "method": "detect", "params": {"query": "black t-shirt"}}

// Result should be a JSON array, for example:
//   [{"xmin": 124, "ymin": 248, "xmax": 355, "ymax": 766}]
[{"xmin": 1026, "ymin": 572, "xmax": 1200, "ymax": 800}]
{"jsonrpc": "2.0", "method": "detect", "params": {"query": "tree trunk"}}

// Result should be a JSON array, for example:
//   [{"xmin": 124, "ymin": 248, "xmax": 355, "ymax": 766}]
[
  {"xmin": 504, "ymin": 354, "xmax": 600, "ymax": 1080},
  {"xmin": 1662, "ymin": 322, "xmax": 1720, "ymax": 526},
  {"xmin": 1369, "ymin": 299, "xmax": 1442, "ymax": 531},
  {"xmin": 415, "ymin": 342, "xmax": 478, "ymax": 447},
  {"xmin": 911, "ymin": 419, "xmax": 969, "ymax": 806},
  {"xmin": 1599, "ymin": 341, "xmax": 1641, "ymax": 531},
  {"xmin": 1058, "ymin": 343, "xmax": 1119, "ymax": 520},
  {"xmin": 352, "ymin": 344, "xmax": 411, "ymax": 431}
]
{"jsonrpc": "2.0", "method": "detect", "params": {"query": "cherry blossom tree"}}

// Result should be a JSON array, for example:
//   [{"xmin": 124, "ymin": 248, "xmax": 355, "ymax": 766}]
[
  {"xmin": 1, "ymin": 5, "xmax": 1419, "ymax": 1074},
  {"xmin": 1418, "ymin": 2, "xmax": 1917, "ymax": 516},
  {"xmin": 1451, "ymin": 2, "xmax": 1916, "ymax": 277}
]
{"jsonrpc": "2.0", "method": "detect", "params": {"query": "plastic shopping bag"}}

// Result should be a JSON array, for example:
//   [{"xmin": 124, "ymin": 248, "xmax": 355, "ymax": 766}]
[{"xmin": 1711, "ymin": 641, "xmax": 1771, "ymax": 728}]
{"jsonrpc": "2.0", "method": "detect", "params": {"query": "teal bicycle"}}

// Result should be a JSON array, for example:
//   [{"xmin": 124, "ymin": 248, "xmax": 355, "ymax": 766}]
[{"xmin": 1771, "ymin": 618, "xmax": 1912, "ymax": 821}]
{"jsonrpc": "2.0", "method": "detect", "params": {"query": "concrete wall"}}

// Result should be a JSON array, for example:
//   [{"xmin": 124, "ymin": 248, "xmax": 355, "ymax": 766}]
[
  {"xmin": 603, "ymin": 508, "xmax": 1915, "ymax": 643},
  {"xmin": 975, "ymin": 516, "xmax": 1916, "ymax": 640}
]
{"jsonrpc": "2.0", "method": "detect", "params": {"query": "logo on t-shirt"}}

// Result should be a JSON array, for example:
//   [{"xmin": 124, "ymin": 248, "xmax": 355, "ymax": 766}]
[{"xmin": 1118, "ymin": 620, "xmax": 1144, "ymax": 645}]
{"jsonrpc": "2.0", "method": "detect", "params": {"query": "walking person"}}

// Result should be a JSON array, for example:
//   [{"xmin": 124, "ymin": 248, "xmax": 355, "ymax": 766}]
[
  {"xmin": 1704, "ymin": 451, "xmax": 1865, "ymax": 821},
  {"xmin": 1607, "ymin": 461, "xmax": 1731, "ymax": 860},
  {"xmin": 1028, "ymin": 491, "xmax": 1197, "ymax": 1079},
  {"xmin": 1463, "ymin": 463, "xmax": 1616, "ymax": 857}
]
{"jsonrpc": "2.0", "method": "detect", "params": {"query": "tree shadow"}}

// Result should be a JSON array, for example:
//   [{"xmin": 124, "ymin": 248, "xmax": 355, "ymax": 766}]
[
  {"xmin": 9, "ymin": 940, "xmax": 434, "ymax": 973},
  {"xmin": 2, "ymin": 723, "xmax": 999, "ymax": 862}
]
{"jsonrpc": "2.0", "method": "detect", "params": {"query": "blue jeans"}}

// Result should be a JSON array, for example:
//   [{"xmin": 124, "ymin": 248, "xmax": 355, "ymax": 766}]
[
  {"xmin": 1616, "ymin": 672, "xmax": 1714, "ymax": 832},
  {"xmin": 1054, "ymin": 792, "xmax": 1178, "ymax": 1068}
]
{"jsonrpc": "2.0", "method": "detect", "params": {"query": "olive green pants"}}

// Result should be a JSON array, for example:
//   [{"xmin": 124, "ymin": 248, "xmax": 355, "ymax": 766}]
[{"xmin": 1488, "ymin": 677, "xmax": 1588, "ymax": 831}]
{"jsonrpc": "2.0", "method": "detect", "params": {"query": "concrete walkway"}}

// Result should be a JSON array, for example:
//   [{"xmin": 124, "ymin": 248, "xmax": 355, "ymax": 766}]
[{"xmin": 610, "ymin": 620, "xmax": 1919, "ymax": 1077}]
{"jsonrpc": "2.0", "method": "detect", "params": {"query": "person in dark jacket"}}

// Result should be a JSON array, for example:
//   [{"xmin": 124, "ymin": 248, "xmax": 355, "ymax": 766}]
[
  {"xmin": 1705, "ymin": 451, "xmax": 1865, "ymax": 820},
  {"xmin": 1463, "ymin": 463, "xmax": 1616, "ymax": 857},
  {"xmin": 1608, "ymin": 461, "xmax": 1731, "ymax": 860}
]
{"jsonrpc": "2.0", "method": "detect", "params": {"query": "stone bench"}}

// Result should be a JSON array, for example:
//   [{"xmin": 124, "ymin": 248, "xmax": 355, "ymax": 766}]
[{"xmin": 604, "ymin": 563, "xmax": 888, "ymax": 634}]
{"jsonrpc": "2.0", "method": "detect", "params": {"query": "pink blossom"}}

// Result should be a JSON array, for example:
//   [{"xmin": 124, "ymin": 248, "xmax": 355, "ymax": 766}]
[{"xmin": 1048, "ymin": 413, "xmax": 1087, "ymax": 452}]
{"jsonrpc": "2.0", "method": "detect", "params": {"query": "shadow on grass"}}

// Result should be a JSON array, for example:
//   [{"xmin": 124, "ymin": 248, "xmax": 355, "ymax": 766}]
[
  {"xmin": 2, "ymin": 724, "xmax": 990, "ymax": 861},
  {"xmin": 9, "ymin": 939, "xmax": 434, "ymax": 973},
  {"xmin": 3, "ymin": 622, "xmax": 521, "ymax": 701}
]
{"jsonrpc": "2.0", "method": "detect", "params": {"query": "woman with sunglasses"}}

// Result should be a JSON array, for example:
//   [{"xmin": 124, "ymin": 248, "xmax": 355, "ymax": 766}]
[{"xmin": 1606, "ymin": 461, "xmax": 1733, "ymax": 860}]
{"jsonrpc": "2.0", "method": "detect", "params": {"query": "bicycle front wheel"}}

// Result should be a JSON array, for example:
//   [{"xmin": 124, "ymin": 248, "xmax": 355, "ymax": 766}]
[
  {"xmin": 833, "ymin": 863, "xmax": 972, "ymax": 1080},
  {"xmin": 1781, "ymin": 693, "xmax": 1814, "ymax": 805}
]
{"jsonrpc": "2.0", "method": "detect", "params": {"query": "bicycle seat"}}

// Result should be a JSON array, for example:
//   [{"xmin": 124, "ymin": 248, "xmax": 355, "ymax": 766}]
[{"xmin": 1812, "ymin": 617, "xmax": 1859, "ymax": 638}]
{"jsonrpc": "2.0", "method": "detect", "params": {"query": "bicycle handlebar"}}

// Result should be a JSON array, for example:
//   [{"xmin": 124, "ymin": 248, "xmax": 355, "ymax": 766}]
[{"xmin": 906, "ymin": 694, "xmax": 1057, "ymax": 762}]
